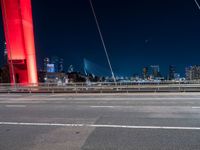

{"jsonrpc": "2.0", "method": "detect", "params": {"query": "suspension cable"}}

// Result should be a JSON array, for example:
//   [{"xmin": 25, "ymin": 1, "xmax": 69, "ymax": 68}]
[
  {"xmin": 194, "ymin": 0, "xmax": 200, "ymax": 10},
  {"xmin": 89, "ymin": 0, "xmax": 116, "ymax": 83}
]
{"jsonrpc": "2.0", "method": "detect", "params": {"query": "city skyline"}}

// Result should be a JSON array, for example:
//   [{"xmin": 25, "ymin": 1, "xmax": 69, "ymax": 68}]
[{"xmin": 0, "ymin": 0, "xmax": 200, "ymax": 77}]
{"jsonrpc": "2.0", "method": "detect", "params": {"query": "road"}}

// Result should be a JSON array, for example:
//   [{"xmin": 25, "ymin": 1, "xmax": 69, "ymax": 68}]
[{"xmin": 1, "ymin": 93, "xmax": 200, "ymax": 150}]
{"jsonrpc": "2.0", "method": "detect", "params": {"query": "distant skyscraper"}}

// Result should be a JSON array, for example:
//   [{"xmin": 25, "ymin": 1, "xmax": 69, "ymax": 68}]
[
  {"xmin": 185, "ymin": 65, "xmax": 200, "ymax": 80},
  {"xmin": 3, "ymin": 42, "xmax": 7, "ymax": 65},
  {"xmin": 51, "ymin": 56, "xmax": 59, "ymax": 72},
  {"xmin": 174, "ymin": 73, "xmax": 180, "ymax": 80},
  {"xmin": 43, "ymin": 57, "xmax": 64, "ymax": 73},
  {"xmin": 43, "ymin": 57, "xmax": 50, "ymax": 72},
  {"xmin": 151, "ymin": 65, "xmax": 160, "ymax": 78},
  {"xmin": 142, "ymin": 67, "xmax": 148, "ymax": 79},
  {"xmin": 51, "ymin": 56, "xmax": 64, "ymax": 72},
  {"xmin": 185, "ymin": 67, "xmax": 192, "ymax": 80},
  {"xmin": 169, "ymin": 65, "xmax": 176, "ymax": 80},
  {"xmin": 59, "ymin": 58, "xmax": 64, "ymax": 72}
]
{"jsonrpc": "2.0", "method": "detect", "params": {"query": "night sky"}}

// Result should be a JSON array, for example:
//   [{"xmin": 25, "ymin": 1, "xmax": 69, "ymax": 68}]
[{"xmin": 0, "ymin": 0, "xmax": 200, "ymax": 77}]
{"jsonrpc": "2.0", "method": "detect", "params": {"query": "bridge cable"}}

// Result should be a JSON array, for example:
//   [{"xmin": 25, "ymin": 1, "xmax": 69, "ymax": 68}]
[
  {"xmin": 194, "ymin": 0, "xmax": 200, "ymax": 10},
  {"xmin": 89, "ymin": 0, "xmax": 116, "ymax": 83}
]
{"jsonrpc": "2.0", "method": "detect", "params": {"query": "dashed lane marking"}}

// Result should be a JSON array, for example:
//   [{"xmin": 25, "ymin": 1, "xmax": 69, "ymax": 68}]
[{"xmin": 5, "ymin": 105, "xmax": 26, "ymax": 108}]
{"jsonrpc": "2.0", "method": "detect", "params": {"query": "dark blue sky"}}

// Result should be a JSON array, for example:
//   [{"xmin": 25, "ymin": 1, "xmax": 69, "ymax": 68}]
[{"xmin": 1, "ymin": 0, "xmax": 200, "ymax": 77}]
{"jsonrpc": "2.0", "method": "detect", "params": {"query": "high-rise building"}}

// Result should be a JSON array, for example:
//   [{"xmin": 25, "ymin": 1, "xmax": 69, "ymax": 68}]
[
  {"xmin": 3, "ymin": 42, "xmax": 7, "ymax": 65},
  {"xmin": 142, "ymin": 67, "xmax": 148, "ymax": 79},
  {"xmin": 168, "ymin": 65, "xmax": 176, "ymax": 80},
  {"xmin": 51, "ymin": 56, "xmax": 59, "ymax": 72},
  {"xmin": 51, "ymin": 56, "xmax": 64, "ymax": 73},
  {"xmin": 185, "ymin": 65, "xmax": 200, "ymax": 80},
  {"xmin": 59, "ymin": 58, "xmax": 64, "ymax": 72},
  {"xmin": 174, "ymin": 73, "xmax": 180, "ymax": 80},
  {"xmin": 43, "ymin": 57, "xmax": 64, "ymax": 73},
  {"xmin": 43, "ymin": 57, "xmax": 50, "ymax": 72},
  {"xmin": 151, "ymin": 65, "xmax": 160, "ymax": 78}
]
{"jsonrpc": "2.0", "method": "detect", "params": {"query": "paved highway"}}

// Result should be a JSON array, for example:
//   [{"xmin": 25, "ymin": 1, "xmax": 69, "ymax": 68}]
[{"xmin": 1, "ymin": 93, "xmax": 200, "ymax": 150}]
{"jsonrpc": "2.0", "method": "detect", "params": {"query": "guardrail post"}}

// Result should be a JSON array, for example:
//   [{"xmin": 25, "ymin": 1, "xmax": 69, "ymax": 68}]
[
  {"xmin": 75, "ymin": 84, "xmax": 77, "ymax": 93},
  {"xmin": 138, "ymin": 83, "xmax": 140, "ymax": 91},
  {"xmin": 48, "ymin": 83, "xmax": 50, "ymax": 92},
  {"xmin": 29, "ymin": 86, "xmax": 31, "ymax": 94}
]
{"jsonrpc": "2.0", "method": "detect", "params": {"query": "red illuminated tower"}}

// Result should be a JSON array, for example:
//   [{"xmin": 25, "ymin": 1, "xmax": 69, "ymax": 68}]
[{"xmin": 1, "ymin": 0, "xmax": 38, "ymax": 85}]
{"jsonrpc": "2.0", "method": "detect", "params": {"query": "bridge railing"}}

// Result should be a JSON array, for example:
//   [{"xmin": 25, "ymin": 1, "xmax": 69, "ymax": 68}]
[{"xmin": 1, "ymin": 81, "xmax": 200, "ymax": 93}]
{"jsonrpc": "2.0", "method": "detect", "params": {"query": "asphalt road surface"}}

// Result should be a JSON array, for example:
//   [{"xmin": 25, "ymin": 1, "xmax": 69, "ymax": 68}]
[{"xmin": 1, "ymin": 93, "xmax": 200, "ymax": 150}]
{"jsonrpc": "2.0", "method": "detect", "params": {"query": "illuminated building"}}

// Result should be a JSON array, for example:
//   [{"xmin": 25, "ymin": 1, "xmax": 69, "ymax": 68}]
[
  {"xmin": 185, "ymin": 65, "xmax": 200, "ymax": 80},
  {"xmin": 142, "ymin": 67, "xmax": 148, "ymax": 79},
  {"xmin": 44, "ymin": 58, "xmax": 50, "ymax": 72},
  {"xmin": 3, "ymin": 42, "xmax": 7, "ymax": 65},
  {"xmin": 151, "ymin": 65, "xmax": 160, "ymax": 78},
  {"xmin": 51, "ymin": 56, "xmax": 64, "ymax": 73},
  {"xmin": 168, "ymin": 65, "xmax": 176, "ymax": 80},
  {"xmin": 47, "ymin": 64, "xmax": 55, "ymax": 73}
]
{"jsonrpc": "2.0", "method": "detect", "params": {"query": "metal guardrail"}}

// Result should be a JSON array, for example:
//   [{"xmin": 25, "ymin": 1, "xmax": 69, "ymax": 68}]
[{"xmin": 1, "ymin": 81, "xmax": 200, "ymax": 93}]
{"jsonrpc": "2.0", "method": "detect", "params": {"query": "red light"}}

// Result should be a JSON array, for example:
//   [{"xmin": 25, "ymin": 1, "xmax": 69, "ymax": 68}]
[{"xmin": 1, "ymin": 0, "xmax": 38, "ymax": 85}]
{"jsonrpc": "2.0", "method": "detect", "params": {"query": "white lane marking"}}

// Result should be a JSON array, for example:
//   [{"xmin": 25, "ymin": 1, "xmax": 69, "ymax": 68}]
[
  {"xmin": 192, "ymin": 107, "xmax": 200, "ymax": 109},
  {"xmin": 0, "ymin": 122, "xmax": 200, "ymax": 130},
  {"xmin": 5, "ymin": 105, "xmax": 26, "ymax": 108},
  {"xmin": 90, "ymin": 106, "xmax": 115, "ymax": 108},
  {"xmin": 72, "ymin": 97, "xmax": 200, "ymax": 101},
  {"xmin": 89, "ymin": 106, "xmax": 135, "ymax": 108},
  {"xmin": 1, "ymin": 97, "xmax": 200, "ymax": 101}
]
